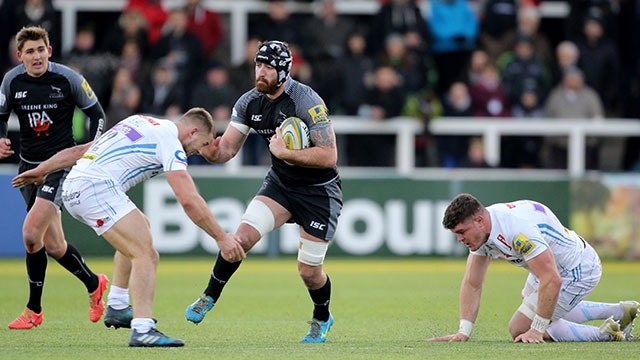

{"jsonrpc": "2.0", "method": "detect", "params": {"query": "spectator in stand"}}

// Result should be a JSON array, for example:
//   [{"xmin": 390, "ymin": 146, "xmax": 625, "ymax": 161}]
[
  {"xmin": 119, "ymin": 39, "xmax": 152, "ymax": 86},
  {"xmin": 376, "ymin": 33, "xmax": 427, "ymax": 94},
  {"xmin": 250, "ymin": 1, "xmax": 300, "ymax": 46},
  {"xmin": 125, "ymin": 0, "xmax": 167, "ymax": 46},
  {"xmin": 140, "ymin": 59, "xmax": 185, "ymax": 117},
  {"xmin": 497, "ymin": 5, "xmax": 553, "ymax": 68},
  {"xmin": 185, "ymin": 0, "xmax": 224, "ymax": 59},
  {"xmin": 438, "ymin": 82, "xmax": 473, "ymax": 168},
  {"xmin": 102, "ymin": 9, "xmax": 151, "ymax": 60},
  {"xmin": 367, "ymin": 0, "xmax": 430, "ymax": 58},
  {"xmin": 106, "ymin": 67, "xmax": 141, "ymax": 130},
  {"xmin": 503, "ymin": 82, "xmax": 544, "ymax": 168},
  {"xmin": 565, "ymin": 1, "xmax": 616, "ymax": 42},
  {"xmin": 427, "ymin": 0, "xmax": 478, "ymax": 96},
  {"xmin": 229, "ymin": 37, "xmax": 261, "ymax": 99},
  {"xmin": 576, "ymin": 13, "xmax": 619, "ymax": 115},
  {"xmin": 552, "ymin": 41, "xmax": 579, "ymax": 86},
  {"xmin": 478, "ymin": 0, "xmax": 517, "ymax": 62},
  {"xmin": 352, "ymin": 66, "xmax": 407, "ymax": 167},
  {"xmin": 152, "ymin": 7, "xmax": 204, "ymax": 108},
  {"xmin": 339, "ymin": 32, "xmax": 375, "ymax": 115},
  {"xmin": 468, "ymin": 49, "xmax": 490, "ymax": 83},
  {"xmin": 459, "ymin": 137, "xmax": 492, "ymax": 168},
  {"xmin": 13, "ymin": 0, "xmax": 61, "ymax": 56},
  {"xmin": 500, "ymin": 34, "xmax": 549, "ymax": 108},
  {"xmin": 303, "ymin": 0, "xmax": 355, "ymax": 112},
  {"xmin": 543, "ymin": 66, "xmax": 603, "ymax": 169},
  {"xmin": 469, "ymin": 63, "xmax": 511, "ymax": 117},
  {"xmin": 64, "ymin": 24, "xmax": 120, "ymax": 107},
  {"xmin": 190, "ymin": 61, "xmax": 236, "ymax": 122}
]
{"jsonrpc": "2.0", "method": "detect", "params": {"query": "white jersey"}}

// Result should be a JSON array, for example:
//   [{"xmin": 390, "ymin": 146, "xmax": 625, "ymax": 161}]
[
  {"xmin": 471, "ymin": 200, "xmax": 586, "ymax": 278},
  {"xmin": 67, "ymin": 115, "xmax": 188, "ymax": 192}
]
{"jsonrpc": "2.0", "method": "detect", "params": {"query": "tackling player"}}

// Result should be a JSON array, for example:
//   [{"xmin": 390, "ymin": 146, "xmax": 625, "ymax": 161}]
[
  {"xmin": 184, "ymin": 40, "xmax": 342, "ymax": 343},
  {"xmin": 12, "ymin": 108, "xmax": 246, "ymax": 346},
  {"xmin": 426, "ymin": 193, "xmax": 638, "ymax": 343},
  {"xmin": 0, "ymin": 26, "xmax": 108, "ymax": 330}
]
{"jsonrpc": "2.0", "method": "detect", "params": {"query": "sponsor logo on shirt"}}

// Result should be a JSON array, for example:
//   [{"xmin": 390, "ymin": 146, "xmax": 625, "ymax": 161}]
[
  {"xmin": 15, "ymin": 91, "xmax": 27, "ymax": 99},
  {"xmin": 174, "ymin": 150, "xmax": 188, "ymax": 165},
  {"xmin": 514, "ymin": 233, "xmax": 535, "ymax": 255},
  {"xmin": 81, "ymin": 78, "xmax": 95, "ymax": 99},
  {"xmin": 81, "ymin": 153, "xmax": 97, "ymax": 160},
  {"xmin": 308, "ymin": 105, "xmax": 328, "ymax": 124},
  {"xmin": 251, "ymin": 114, "xmax": 262, "ymax": 122}
]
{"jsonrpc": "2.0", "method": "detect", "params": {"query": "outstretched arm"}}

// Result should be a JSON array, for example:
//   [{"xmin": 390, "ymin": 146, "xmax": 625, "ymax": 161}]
[
  {"xmin": 425, "ymin": 253, "xmax": 491, "ymax": 342},
  {"xmin": 165, "ymin": 170, "xmax": 246, "ymax": 262},
  {"xmin": 269, "ymin": 124, "xmax": 337, "ymax": 168},
  {"xmin": 12, "ymin": 141, "xmax": 94, "ymax": 188},
  {"xmin": 198, "ymin": 124, "xmax": 248, "ymax": 164}
]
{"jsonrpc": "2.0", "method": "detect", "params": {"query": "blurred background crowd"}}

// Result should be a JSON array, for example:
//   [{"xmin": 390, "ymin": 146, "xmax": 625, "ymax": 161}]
[{"xmin": 0, "ymin": 0, "xmax": 639, "ymax": 171}]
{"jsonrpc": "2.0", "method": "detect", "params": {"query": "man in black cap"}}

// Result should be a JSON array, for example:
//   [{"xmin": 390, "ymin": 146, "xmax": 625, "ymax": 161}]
[{"xmin": 184, "ymin": 40, "xmax": 342, "ymax": 343}]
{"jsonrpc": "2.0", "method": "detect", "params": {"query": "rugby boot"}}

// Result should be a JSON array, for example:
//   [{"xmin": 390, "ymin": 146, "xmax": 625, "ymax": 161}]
[
  {"xmin": 185, "ymin": 294, "xmax": 215, "ymax": 324},
  {"xmin": 619, "ymin": 300, "xmax": 639, "ymax": 338},
  {"xmin": 301, "ymin": 313, "xmax": 334, "ymax": 343},
  {"xmin": 8, "ymin": 307, "xmax": 43, "ymax": 330},
  {"xmin": 599, "ymin": 316, "xmax": 625, "ymax": 341},
  {"xmin": 88, "ymin": 274, "xmax": 109, "ymax": 322},
  {"xmin": 129, "ymin": 328, "xmax": 184, "ymax": 347}
]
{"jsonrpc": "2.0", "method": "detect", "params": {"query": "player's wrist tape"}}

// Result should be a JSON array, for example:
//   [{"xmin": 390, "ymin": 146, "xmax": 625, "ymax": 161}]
[
  {"xmin": 530, "ymin": 315, "xmax": 551, "ymax": 334},
  {"xmin": 458, "ymin": 319, "xmax": 474, "ymax": 337}
]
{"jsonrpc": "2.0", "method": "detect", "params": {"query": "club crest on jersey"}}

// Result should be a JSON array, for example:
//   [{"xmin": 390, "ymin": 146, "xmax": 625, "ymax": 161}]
[
  {"xmin": 49, "ymin": 85, "xmax": 64, "ymax": 99},
  {"xmin": 514, "ymin": 233, "xmax": 535, "ymax": 255},
  {"xmin": 308, "ymin": 105, "xmax": 328, "ymax": 124}
]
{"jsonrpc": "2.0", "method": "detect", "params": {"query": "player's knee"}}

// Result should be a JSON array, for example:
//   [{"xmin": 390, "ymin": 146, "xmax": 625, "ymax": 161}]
[
  {"xmin": 240, "ymin": 200, "xmax": 275, "ymax": 239},
  {"xmin": 23, "ymin": 228, "xmax": 45, "ymax": 252}
]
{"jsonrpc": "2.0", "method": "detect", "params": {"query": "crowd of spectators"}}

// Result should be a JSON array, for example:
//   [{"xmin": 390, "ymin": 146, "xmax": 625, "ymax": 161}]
[{"xmin": 1, "ymin": 0, "xmax": 639, "ymax": 171}]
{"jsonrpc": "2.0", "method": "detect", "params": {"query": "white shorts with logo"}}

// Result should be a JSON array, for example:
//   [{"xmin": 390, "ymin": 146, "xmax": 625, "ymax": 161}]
[
  {"xmin": 62, "ymin": 176, "xmax": 136, "ymax": 236},
  {"xmin": 518, "ymin": 241, "xmax": 602, "ymax": 321}
]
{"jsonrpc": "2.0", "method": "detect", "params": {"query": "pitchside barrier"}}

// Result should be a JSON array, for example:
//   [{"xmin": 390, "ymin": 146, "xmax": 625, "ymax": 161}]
[{"xmin": 0, "ymin": 169, "xmax": 637, "ymax": 259}]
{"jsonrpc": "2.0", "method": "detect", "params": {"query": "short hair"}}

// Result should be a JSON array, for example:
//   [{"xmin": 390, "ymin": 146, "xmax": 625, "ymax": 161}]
[
  {"xmin": 180, "ymin": 107, "xmax": 215, "ymax": 135},
  {"xmin": 16, "ymin": 26, "xmax": 50, "ymax": 52},
  {"xmin": 442, "ymin": 193, "xmax": 484, "ymax": 229}
]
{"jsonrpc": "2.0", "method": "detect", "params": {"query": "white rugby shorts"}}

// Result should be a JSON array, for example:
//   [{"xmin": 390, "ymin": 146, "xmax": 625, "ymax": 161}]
[
  {"xmin": 62, "ymin": 177, "xmax": 136, "ymax": 235},
  {"xmin": 519, "ymin": 241, "xmax": 602, "ymax": 321}
]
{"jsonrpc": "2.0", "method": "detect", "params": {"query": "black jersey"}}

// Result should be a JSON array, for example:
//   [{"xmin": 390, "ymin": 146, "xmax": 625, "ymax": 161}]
[
  {"xmin": 0, "ymin": 62, "xmax": 98, "ymax": 162},
  {"xmin": 232, "ymin": 79, "xmax": 339, "ymax": 186}
]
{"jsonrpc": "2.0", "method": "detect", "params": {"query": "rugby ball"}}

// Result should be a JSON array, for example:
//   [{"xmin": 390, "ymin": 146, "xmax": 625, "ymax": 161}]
[{"xmin": 279, "ymin": 117, "xmax": 310, "ymax": 150}]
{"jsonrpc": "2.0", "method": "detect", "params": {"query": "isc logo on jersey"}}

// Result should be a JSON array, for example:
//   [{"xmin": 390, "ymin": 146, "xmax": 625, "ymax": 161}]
[{"xmin": 514, "ymin": 233, "xmax": 535, "ymax": 255}]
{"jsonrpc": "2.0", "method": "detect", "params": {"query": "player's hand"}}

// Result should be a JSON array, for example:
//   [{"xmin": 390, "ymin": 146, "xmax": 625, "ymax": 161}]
[
  {"xmin": 198, "ymin": 136, "xmax": 222, "ymax": 162},
  {"xmin": 268, "ymin": 127, "xmax": 289, "ymax": 159},
  {"xmin": 424, "ymin": 333, "xmax": 469, "ymax": 342},
  {"xmin": 12, "ymin": 168, "xmax": 47, "ymax": 188},
  {"xmin": 0, "ymin": 138, "xmax": 14, "ymax": 159},
  {"xmin": 514, "ymin": 329, "xmax": 545, "ymax": 343},
  {"xmin": 218, "ymin": 233, "xmax": 246, "ymax": 263}
]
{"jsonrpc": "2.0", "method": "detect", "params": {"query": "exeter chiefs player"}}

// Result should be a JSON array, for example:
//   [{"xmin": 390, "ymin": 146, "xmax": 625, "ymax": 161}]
[
  {"xmin": 0, "ymin": 26, "xmax": 108, "ymax": 329},
  {"xmin": 185, "ymin": 40, "xmax": 342, "ymax": 343}
]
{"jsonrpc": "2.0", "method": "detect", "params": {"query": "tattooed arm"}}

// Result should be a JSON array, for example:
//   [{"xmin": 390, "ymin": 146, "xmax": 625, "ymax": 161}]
[{"xmin": 268, "ymin": 124, "xmax": 337, "ymax": 168}]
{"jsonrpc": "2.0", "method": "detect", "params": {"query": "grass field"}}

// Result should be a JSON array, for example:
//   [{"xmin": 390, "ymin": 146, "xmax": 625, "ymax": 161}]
[{"xmin": 0, "ymin": 257, "xmax": 638, "ymax": 359}]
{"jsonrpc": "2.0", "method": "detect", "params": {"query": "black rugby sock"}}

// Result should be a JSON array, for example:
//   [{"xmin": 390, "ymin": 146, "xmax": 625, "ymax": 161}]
[
  {"xmin": 308, "ymin": 275, "xmax": 331, "ymax": 322},
  {"xmin": 56, "ymin": 244, "xmax": 99, "ymax": 293},
  {"xmin": 26, "ymin": 247, "xmax": 48, "ymax": 314},
  {"xmin": 204, "ymin": 252, "xmax": 242, "ymax": 301}
]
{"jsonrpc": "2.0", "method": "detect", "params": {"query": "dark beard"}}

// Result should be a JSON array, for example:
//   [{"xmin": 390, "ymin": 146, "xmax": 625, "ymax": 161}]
[{"xmin": 255, "ymin": 78, "xmax": 279, "ymax": 94}]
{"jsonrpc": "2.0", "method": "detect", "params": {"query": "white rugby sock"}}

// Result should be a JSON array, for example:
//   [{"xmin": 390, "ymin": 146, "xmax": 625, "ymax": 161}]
[
  {"xmin": 547, "ymin": 318, "xmax": 613, "ymax": 342},
  {"xmin": 131, "ymin": 318, "xmax": 155, "ymax": 334},
  {"xmin": 562, "ymin": 301, "xmax": 624, "ymax": 324},
  {"xmin": 107, "ymin": 285, "xmax": 130, "ymax": 310}
]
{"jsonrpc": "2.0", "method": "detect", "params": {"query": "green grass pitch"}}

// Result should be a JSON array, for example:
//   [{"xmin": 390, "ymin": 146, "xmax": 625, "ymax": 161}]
[{"xmin": 0, "ymin": 257, "xmax": 638, "ymax": 359}]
